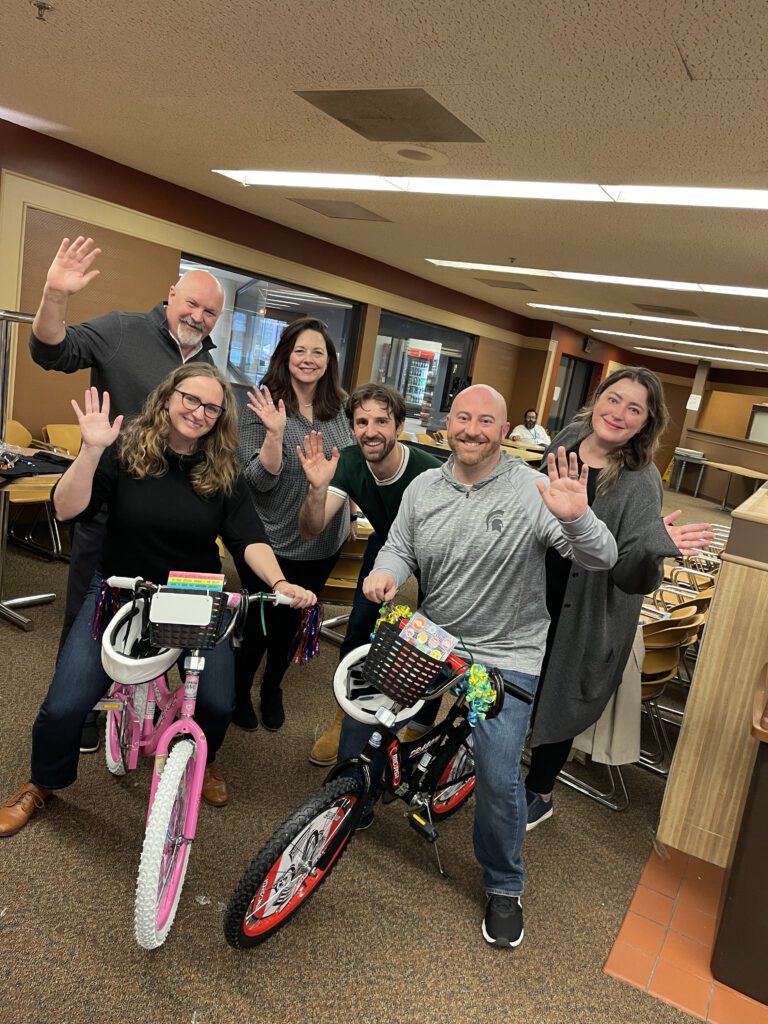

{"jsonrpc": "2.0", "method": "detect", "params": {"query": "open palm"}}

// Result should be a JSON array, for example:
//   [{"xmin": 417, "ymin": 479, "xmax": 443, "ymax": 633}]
[
  {"xmin": 536, "ymin": 448, "xmax": 589, "ymax": 522},
  {"xmin": 71, "ymin": 387, "xmax": 123, "ymax": 450},
  {"xmin": 47, "ymin": 236, "xmax": 102, "ymax": 295},
  {"xmin": 297, "ymin": 430, "xmax": 339, "ymax": 488},
  {"xmin": 246, "ymin": 384, "xmax": 287, "ymax": 435}
]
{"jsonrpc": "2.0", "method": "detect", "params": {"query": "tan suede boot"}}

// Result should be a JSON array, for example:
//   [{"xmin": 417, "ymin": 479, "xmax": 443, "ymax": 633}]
[{"xmin": 308, "ymin": 707, "xmax": 345, "ymax": 766}]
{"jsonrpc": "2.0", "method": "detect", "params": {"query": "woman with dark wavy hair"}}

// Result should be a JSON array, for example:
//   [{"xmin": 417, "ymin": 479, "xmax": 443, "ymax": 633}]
[
  {"xmin": 524, "ymin": 366, "xmax": 712, "ymax": 830},
  {"xmin": 0, "ymin": 364, "xmax": 316, "ymax": 838},
  {"xmin": 235, "ymin": 317, "xmax": 354, "ymax": 731}
]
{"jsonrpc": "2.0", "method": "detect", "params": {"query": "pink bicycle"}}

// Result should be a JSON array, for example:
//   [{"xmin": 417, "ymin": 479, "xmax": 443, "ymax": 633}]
[{"xmin": 94, "ymin": 575, "xmax": 291, "ymax": 949}]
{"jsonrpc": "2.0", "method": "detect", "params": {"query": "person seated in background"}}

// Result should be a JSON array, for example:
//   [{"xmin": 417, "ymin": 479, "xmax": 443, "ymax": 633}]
[
  {"xmin": 0, "ymin": 364, "xmax": 315, "ymax": 839},
  {"xmin": 510, "ymin": 408, "xmax": 550, "ymax": 445}
]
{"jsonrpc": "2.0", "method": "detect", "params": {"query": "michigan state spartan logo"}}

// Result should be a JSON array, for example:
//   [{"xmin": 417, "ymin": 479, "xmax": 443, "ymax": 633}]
[{"xmin": 485, "ymin": 508, "xmax": 505, "ymax": 534}]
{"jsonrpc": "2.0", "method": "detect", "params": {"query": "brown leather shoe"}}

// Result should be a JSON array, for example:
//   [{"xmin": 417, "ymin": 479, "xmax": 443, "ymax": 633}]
[
  {"xmin": 0, "ymin": 783, "xmax": 50, "ymax": 837},
  {"xmin": 201, "ymin": 763, "xmax": 228, "ymax": 807}
]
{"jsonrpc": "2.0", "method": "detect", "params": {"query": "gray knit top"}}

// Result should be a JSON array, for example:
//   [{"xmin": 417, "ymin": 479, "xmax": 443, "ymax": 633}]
[{"xmin": 238, "ymin": 406, "xmax": 353, "ymax": 560}]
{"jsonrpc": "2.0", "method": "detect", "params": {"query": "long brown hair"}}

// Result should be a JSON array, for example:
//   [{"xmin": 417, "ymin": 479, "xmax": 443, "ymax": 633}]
[
  {"xmin": 260, "ymin": 317, "xmax": 346, "ymax": 420},
  {"xmin": 566, "ymin": 366, "xmax": 670, "ymax": 496},
  {"xmin": 118, "ymin": 362, "xmax": 239, "ymax": 498}
]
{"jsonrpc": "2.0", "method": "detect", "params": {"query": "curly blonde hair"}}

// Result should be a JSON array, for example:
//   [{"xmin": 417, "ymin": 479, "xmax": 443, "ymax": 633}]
[{"xmin": 118, "ymin": 363, "xmax": 239, "ymax": 498}]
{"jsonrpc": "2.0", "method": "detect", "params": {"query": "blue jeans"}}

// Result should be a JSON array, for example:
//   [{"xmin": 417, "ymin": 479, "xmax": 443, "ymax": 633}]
[
  {"xmin": 472, "ymin": 668, "xmax": 538, "ymax": 897},
  {"xmin": 31, "ymin": 576, "xmax": 235, "ymax": 789}
]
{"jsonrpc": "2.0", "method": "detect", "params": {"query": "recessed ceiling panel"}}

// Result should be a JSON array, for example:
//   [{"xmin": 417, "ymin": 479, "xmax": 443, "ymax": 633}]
[
  {"xmin": 475, "ymin": 277, "xmax": 537, "ymax": 291},
  {"xmin": 634, "ymin": 303, "xmax": 699, "ymax": 317},
  {"xmin": 294, "ymin": 88, "xmax": 484, "ymax": 143},
  {"xmin": 291, "ymin": 199, "xmax": 390, "ymax": 221}
]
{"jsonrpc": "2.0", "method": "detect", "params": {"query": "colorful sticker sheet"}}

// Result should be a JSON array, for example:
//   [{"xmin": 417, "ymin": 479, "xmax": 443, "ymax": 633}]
[
  {"xmin": 399, "ymin": 611, "xmax": 456, "ymax": 661},
  {"xmin": 166, "ymin": 571, "xmax": 226, "ymax": 592}
]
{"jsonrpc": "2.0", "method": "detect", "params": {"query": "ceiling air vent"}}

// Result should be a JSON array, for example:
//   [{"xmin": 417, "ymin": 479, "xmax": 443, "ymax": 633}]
[
  {"xmin": 474, "ymin": 278, "xmax": 537, "ymax": 291},
  {"xmin": 634, "ymin": 303, "xmax": 699, "ymax": 317},
  {"xmin": 294, "ymin": 89, "xmax": 484, "ymax": 143},
  {"xmin": 291, "ymin": 199, "xmax": 390, "ymax": 221}
]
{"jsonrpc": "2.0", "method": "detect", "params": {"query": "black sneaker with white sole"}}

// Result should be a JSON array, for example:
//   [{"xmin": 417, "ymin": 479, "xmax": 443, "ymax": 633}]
[
  {"xmin": 482, "ymin": 895, "xmax": 524, "ymax": 948},
  {"xmin": 79, "ymin": 714, "xmax": 100, "ymax": 754}
]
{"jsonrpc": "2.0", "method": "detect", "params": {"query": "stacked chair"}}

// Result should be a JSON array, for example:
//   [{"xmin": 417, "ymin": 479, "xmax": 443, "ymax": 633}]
[{"xmin": 556, "ymin": 544, "xmax": 722, "ymax": 811}]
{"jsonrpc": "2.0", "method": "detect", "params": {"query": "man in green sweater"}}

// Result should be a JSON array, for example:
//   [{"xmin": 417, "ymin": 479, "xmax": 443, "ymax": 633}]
[{"xmin": 297, "ymin": 382, "xmax": 441, "ymax": 764}]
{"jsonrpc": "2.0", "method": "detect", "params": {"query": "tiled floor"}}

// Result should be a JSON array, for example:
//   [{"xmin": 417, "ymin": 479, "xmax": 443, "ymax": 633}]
[{"xmin": 605, "ymin": 847, "xmax": 768, "ymax": 1022}]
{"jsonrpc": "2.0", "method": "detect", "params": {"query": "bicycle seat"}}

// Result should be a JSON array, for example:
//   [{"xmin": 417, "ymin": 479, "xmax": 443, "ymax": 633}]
[{"xmin": 102, "ymin": 599, "xmax": 181, "ymax": 685}]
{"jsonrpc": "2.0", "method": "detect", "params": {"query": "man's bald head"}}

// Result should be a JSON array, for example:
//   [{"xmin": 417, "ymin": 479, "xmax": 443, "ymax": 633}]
[
  {"xmin": 446, "ymin": 384, "xmax": 510, "ymax": 481},
  {"xmin": 450, "ymin": 384, "xmax": 508, "ymax": 423},
  {"xmin": 166, "ymin": 270, "xmax": 224, "ymax": 350}
]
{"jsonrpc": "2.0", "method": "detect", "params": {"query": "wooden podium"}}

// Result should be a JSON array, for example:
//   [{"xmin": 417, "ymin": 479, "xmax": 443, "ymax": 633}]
[{"xmin": 657, "ymin": 483, "xmax": 768, "ymax": 866}]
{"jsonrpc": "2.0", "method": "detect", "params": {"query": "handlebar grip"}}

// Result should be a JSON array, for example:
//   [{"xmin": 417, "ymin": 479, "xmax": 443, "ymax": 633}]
[
  {"xmin": 106, "ymin": 575, "xmax": 143, "ymax": 591},
  {"xmin": 503, "ymin": 680, "xmax": 534, "ymax": 705},
  {"xmin": 272, "ymin": 592, "xmax": 293, "ymax": 606}
]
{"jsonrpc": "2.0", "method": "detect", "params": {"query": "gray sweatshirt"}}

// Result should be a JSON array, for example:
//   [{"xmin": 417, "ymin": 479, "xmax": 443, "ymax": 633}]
[{"xmin": 372, "ymin": 453, "xmax": 617, "ymax": 675}]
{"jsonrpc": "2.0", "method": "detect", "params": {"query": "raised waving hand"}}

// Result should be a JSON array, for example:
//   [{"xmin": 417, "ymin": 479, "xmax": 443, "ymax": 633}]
[
  {"xmin": 246, "ymin": 384, "xmax": 287, "ymax": 435},
  {"xmin": 296, "ymin": 430, "xmax": 340, "ymax": 489},
  {"xmin": 46, "ymin": 237, "xmax": 102, "ymax": 296},
  {"xmin": 535, "ymin": 447, "xmax": 589, "ymax": 523},
  {"xmin": 71, "ymin": 387, "xmax": 123, "ymax": 451}
]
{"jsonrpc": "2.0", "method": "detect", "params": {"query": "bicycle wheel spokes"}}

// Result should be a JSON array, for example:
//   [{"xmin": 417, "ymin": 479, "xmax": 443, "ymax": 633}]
[
  {"xmin": 155, "ymin": 755, "xmax": 194, "ymax": 925},
  {"xmin": 225, "ymin": 775, "xmax": 364, "ymax": 949},
  {"xmin": 246, "ymin": 801, "xmax": 350, "ymax": 926},
  {"xmin": 430, "ymin": 735, "xmax": 476, "ymax": 818}
]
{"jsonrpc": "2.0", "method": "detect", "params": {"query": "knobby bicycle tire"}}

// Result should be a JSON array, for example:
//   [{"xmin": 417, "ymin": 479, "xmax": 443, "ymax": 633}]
[
  {"xmin": 224, "ymin": 774, "xmax": 364, "ymax": 950},
  {"xmin": 134, "ymin": 738, "xmax": 196, "ymax": 949}
]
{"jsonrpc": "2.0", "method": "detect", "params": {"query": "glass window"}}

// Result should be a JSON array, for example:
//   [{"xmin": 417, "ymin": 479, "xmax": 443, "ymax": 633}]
[
  {"xmin": 179, "ymin": 256, "xmax": 361, "ymax": 390},
  {"xmin": 373, "ymin": 312, "xmax": 474, "ymax": 432}
]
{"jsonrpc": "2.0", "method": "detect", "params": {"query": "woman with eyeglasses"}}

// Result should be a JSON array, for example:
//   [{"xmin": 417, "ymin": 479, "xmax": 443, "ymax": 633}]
[
  {"xmin": 0, "ymin": 363, "xmax": 316, "ymax": 838},
  {"xmin": 234, "ymin": 317, "xmax": 354, "ymax": 732}
]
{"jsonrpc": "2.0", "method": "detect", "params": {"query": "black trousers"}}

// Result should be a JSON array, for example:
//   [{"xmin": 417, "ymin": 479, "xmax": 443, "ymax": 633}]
[
  {"xmin": 58, "ymin": 511, "xmax": 109, "ymax": 656},
  {"xmin": 234, "ymin": 549, "xmax": 342, "ymax": 699}
]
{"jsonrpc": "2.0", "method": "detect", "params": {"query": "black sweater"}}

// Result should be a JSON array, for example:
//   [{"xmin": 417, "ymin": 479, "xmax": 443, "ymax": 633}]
[{"xmin": 56, "ymin": 446, "xmax": 267, "ymax": 584}]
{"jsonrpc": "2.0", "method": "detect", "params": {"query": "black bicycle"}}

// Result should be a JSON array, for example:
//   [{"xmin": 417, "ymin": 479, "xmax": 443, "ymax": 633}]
[{"xmin": 223, "ymin": 615, "xmax": 534, "ymax": 949}]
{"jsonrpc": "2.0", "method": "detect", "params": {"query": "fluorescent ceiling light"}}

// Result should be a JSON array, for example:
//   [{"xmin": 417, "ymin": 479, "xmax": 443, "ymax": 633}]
[
  {"xmin": 635, "ymin": 347, "xmax": 768, "ymax": 368},
  {"xmin": 603, "ymin": 185, "xmax": 768, "ymax": 210},
  {"xmin": 213, "ymin": 170, "xmax": 610, "ymax": 201},
  {"xmin": 214, "ymin": 170, "xmax": 768, "ymax": 210},
  {"xmin": 528, "ymin": 303, "xmax": 768, "ymax": 336},
  {"xmin": 429, "ymin": 260, "xmax": 768, "ymax": 299},
  {"xmin": 594, "ymin": 329, "xmax": 767, "ymax": 355}
]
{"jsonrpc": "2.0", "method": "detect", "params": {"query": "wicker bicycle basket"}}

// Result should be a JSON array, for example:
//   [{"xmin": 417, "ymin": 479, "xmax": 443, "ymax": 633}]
[
  {"xmin": 148, "ymin": 590, "xmax": 228, "ymax": 650},
  {"xmin": 361, "ymin": 621, "xmax": 452, "ymax": 706}
]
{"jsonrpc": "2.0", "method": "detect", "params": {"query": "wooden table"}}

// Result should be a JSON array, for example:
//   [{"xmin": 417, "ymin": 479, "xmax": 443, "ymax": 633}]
[
  {"xmin": 703, "ymin": 461, "xmax": 768, "ymax": 510},
  {"xmin": 0, "ymin": 444, "xmax": 72, "ymax": 630},
  {"xmin": 501, "ymin": 440, "xmax": 544, "ymax": 464}
]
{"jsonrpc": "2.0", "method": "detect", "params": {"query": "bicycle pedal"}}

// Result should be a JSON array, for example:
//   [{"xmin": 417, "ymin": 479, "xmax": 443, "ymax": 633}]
[{"xmin": 407, "ymin": 810, "xmax": 438, "ymax": 843}]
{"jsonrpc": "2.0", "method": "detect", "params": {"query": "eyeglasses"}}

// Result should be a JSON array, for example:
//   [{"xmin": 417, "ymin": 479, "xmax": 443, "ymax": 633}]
[{"xmin": 174, "ymin": 389, "xmax": 225, "ymax": 420}]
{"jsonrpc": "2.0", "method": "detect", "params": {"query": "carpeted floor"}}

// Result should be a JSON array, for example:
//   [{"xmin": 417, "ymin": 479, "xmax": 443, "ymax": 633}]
[{"xmin": 1, "ymin": 491, "xmax": 727, "ymax": 1024}]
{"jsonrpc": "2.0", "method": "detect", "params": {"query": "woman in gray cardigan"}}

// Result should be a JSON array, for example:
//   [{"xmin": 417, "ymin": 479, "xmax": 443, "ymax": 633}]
[{"xmin": 525, "ymin": 367, "xmax": 712, "ymax": 829}]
